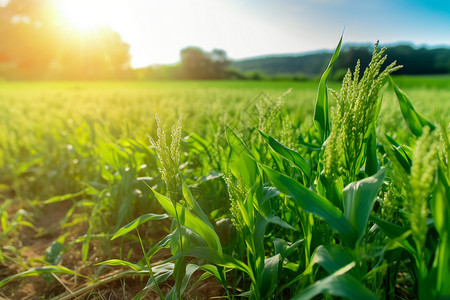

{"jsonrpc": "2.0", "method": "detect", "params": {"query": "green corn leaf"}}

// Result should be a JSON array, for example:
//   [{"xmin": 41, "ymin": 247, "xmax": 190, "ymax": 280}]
[
  {"xmin": 254, "ymin": 216, "xmax": 268, "ymax": 256},
  {"xmin": 369, "ymin": 215, "xmax": 416, "ymax": 255},
  {"xmin": 314, "ymin": 35, "xmax": 343, "ymax": 143},
  {"xmin": 237, "ymin": 191, "xmax": 253, "ymax": 230},
  {"xmin": 273, "ymin": 238, "xmax": 288, "ymax": 258},
  {"xmin": 292, "ymin": 263, "xmax": 378, "ymax": 300},
  {"xmin": 343, "ymin": 168, "xmax": 386, "ymax": 247},
  {"xmin": 172, "ymin": 257, "xmax": 187, "ymax": 300},
  {"xmin": 111, "ymin": 213, "xmax": 168, "ymax": 240},
  {"xmin": 132, "ymin": 263, "xmax": 175, "ymax": 300},
  {"xmin": 263, "ymin": 186, "xmax": 280, "ymax": 203},
  {"xmin": 389, "ymin": 76, "xmax": 435, "ymax": 137},
  {"xmin": 133, "ymin": 273, "xmax": 172, "ymax": 300},
  {"xmin": 385, "ymin": 134, "xmax": 412, "ymax": 173},
  {"xmin": 180, "ymin": 176, "xmax": 213, "ymax": 229},
  {"xmin": 370, "ymin": 215, "xmax": 409, "ymax": 239},
  {"xmin": 430, "ymin": 164, "xmax": 450, "ymax": 295},
  {"xmin": 432, "ymin": 164, "xmax": 450, "ymax": 238},
  {"xmin": 138, "ymin": 231, "xmax": 173, "ymax": 266},
  {"xmin": 43, "ymin": 189, "xmax": 86, "ymax": 204},
  {"xmin": 260, "ymin": 254, "xmax": 281, "ymax": 296},
  {"xmin": 236, "ymin": 291, "xmax": 254, "ymax": 297},
  {"xmin": 82, "ymin": 226, "xmax": 92, "ymax": 262},
  {"xmin": 151, "ymin": 188, "xmax": 222, "ymax": 253},
  {"xmin": 285, "ymin": 239, "xmax": 305, "ymax": 258},
  {"xmin": 273, "ymin": 238, "xmax": 304, "ymax": 260},
  {"xmin": 174, "ymin": 247, "xmax": 255, "ymax": 283},
  {"xmin": 96, "ymin": 259, "xmax": 145, "ymax": 271},
  {"xmin": 0, "ymin": 266, "xmax": 85, "ymax": 288},
  {"xmin": 365, "ymin": 127, "xmax": 378, "ymax": 176},
  {"xmin": 267, "ymin": 216, "xmax": 296, "ymax": 231},
  {"xmin": 226, "ymin": 126, "xmax": 258, "ymax": 190},
  {"xmin": 298, "ymin": 136, "xmax": 321, "ymax": 151},
  {"xmin": 311, "ymin": 245, "xmax": 353, "ymax": 274},
  {"xmin": 194, "ymin": 264, "xmax": 225, "ymax": 286},
  {"xmin": 259, "ymin": 130, "xmax": 311, "ymax": 183},
  {"xmin": 260, "ymin": 163, "xmax": 357, "ymax": 246},
  {"xmin": 185, "ymin": 133, "xmax": 210, "ymax": 152},
  {"xmin": 167, "ymin": 263, "xmax": 201, "ymax": 300}
]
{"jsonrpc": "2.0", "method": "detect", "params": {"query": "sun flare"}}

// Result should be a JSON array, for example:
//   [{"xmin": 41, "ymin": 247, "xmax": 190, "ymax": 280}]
[{"xmin": 56, "ymin": 0, "xmax": 112, "ymax": 31}]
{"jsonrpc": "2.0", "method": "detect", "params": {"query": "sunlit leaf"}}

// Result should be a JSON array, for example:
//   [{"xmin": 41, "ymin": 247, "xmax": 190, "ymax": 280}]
[
  {"xmin": 173, "ymin": 247, "xmax": 255, "ymax": 283},
  {"xmin": 314, "ymin": 35, "xmax": 343, "ymax": 143},
  {"xmin": 260, "ymin": 163, "xmax": 357, "ymax": 246},
  {"xmin": 151, "ymin": 188, "xmax": 222, "ymax": 252},
  {"xmin": 260, "ymin": 130, "xmax": 311, "ymax": 179},
  {"xmin": 43, "ymin": 189, "xmax": 86, "ymax": 204},
  {"xmin": 389, "ymin": 76, "xmax": 435, "ymax": 136},
  {"xmin": 112, "ymin": 213, "xmax": 168, "ymax": 240},
  {"xmin": 226, "ymin": 126, "xmax": 258, "ymax": 190},
  {"xmin": 167, "ymin": 263, "xmax": 201, "ymax": 300},
  {"xmin": 0, "ymin": 266, "xmax": 86, "ymax": 288},
  {"xmin": 292, "ymin": 263, "xmax": 377, "ymax": 300},
  {"xmin": 96, "ymin": 259, "xmax": 145, "ymax": 271},
  {"xmin": 343, "ymin": 168, "xmax": 386, "ymax": 246}
]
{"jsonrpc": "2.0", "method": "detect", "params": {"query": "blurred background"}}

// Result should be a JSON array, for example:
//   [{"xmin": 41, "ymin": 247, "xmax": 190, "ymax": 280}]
[{"xmin": 0, "ymin": 0, "xmax": 449, "ymax": 80}]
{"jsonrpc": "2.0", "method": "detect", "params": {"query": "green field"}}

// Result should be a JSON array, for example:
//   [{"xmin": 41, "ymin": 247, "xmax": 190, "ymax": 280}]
[{"xmin": 0, "ymin": 73, "xmax": 450, "ymax": 299}]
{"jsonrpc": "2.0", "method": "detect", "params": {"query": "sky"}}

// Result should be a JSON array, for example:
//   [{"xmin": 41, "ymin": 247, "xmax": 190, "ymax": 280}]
[{"xmin": 69, "ymin": 0, "xmax": 450, "ymax": 68}]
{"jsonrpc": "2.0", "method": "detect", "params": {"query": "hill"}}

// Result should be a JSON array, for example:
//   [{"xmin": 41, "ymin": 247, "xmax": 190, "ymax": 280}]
[{"xmin": 231, "ymin": 43, "xmax": 450, "ymax": 78}]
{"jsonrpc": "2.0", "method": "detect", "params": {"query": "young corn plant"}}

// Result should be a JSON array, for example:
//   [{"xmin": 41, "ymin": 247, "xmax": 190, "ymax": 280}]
[
  {"xmin": 225, "ymin": 126, "xmax": 301, "ymax": 299},
  {"xmin": 372, "ymin": 84, "xmax": 449, "ymax": 299},
  {"xmin": 100, "ymin": 116, "xmax": 243, "ymax": 299},
  {"xmin": 256, "ymin": 39, "xmax": 406, "ymax": 299}
]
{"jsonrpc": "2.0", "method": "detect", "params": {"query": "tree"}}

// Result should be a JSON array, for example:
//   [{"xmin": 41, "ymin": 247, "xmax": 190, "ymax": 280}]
[
  {"xmin": 0, "ymin": 0, "xmax": 130, "ymax": 79},
  {"xmin": 179, "ymin": 47, "xmax": 230, "ymax": 79},
  {"xmin": 210, "ymin": 49, "xmax": 230, "ymax": 79}
]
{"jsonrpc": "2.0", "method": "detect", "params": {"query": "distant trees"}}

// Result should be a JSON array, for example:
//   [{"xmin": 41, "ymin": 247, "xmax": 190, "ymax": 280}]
[
  {"xmin": 179, "ymin": 47, "xmax": 231, "ymax": 79},
  {"xmin": 0, "ymin": 0, "xmax": 131, "ymax": 79},
  {"xmin": 386, "ymin": 45, "xmax": 450, "ymax": 74},
  {"xmin": 138, "ymin": 47, "xmax": 233, "ymax": 80}
]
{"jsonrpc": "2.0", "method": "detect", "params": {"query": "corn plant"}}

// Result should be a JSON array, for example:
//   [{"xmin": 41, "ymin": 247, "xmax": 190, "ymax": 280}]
[{"xmin": 95, "ymin": 38, "xmax": 450, "ymax": 300}]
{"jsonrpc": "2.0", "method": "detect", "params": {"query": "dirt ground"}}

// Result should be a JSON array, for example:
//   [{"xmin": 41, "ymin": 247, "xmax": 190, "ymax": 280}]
[{"xmin": 0, "ymin": 198, "xmax": 225, "ymax": 299}]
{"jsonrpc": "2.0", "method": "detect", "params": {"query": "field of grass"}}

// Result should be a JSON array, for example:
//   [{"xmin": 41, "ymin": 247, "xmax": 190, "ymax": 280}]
[{"xmin": 0, "ymin": 65, "xmax": 450, "ymax": 298}]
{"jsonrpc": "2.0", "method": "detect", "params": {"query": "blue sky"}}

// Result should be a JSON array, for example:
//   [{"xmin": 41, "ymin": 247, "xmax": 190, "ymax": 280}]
[{"xmin": 90, "ymin": 0, "xmax": 450, "ymax": 67}]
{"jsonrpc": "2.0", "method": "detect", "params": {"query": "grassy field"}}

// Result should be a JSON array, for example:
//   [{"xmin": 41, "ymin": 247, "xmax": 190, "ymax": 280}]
[{"xmin": 0, "ymin": 71, "xmax": 449, "ymax": 299}]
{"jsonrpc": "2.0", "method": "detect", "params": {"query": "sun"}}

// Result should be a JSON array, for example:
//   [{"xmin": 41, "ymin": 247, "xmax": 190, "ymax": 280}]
[{"xmin": 56, "ymin": 0, "xmax": 112, "ymax": 31}]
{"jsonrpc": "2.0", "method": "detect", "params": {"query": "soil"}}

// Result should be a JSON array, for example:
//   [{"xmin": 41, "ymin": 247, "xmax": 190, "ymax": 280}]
[{"xmin": 0, "ymin": 198, "xmax": 225, "ymax": 300}]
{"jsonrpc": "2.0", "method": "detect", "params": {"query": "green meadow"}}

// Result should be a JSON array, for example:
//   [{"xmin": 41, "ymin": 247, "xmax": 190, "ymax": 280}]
[{"xmin": 0, "ymin": 73, "xmax": 450, "ymax": 299}]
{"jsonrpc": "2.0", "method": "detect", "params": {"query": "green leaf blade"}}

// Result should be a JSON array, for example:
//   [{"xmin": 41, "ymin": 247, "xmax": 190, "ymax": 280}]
[
  {"xmin": 314, "ymin": 35, "xmax": 343, "ymax": 143},
  {"xmin": 112, "ymin": 213, "xmax": 169, "ymax": 240},
  {"xmin": 226, "ymin": 126, "xmax": 258, "ymax": 190},
  {"xmin": 260, "ymin": 164, "xmax": 357, "ymax": 246},
  {"xmin": 259, "ymin": 130, "xmax": 311, "ymax": 183},
  {"xmin": 343, "ymin": 168, "xmax": 386, "ymax": 246},
  {"xmin": 151, "ymin": 189, "xmax": 222, "ymax": 253},
  {"xmin": 390, "ymin": 77, "xmax": 435, "ymax": 137}
]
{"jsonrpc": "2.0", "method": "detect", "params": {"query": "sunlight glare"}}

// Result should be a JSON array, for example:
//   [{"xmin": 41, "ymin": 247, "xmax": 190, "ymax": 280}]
[{"xmin": 56, "ymin": 0, "xmax": 112, "ymax": 31}]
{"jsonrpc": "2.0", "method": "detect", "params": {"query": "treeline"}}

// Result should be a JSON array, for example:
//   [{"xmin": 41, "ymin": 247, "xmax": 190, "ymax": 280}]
[
  {"xmin": 136, "ymin": 47, "xmax": 318, "ymax": 81},
  {"xmin": 135, "ymin": 47, "xmax": 237, "ymax": 80},
  {"xmin": 232, "ymin": 44, "xmax": 450, "ymax": 80}
]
